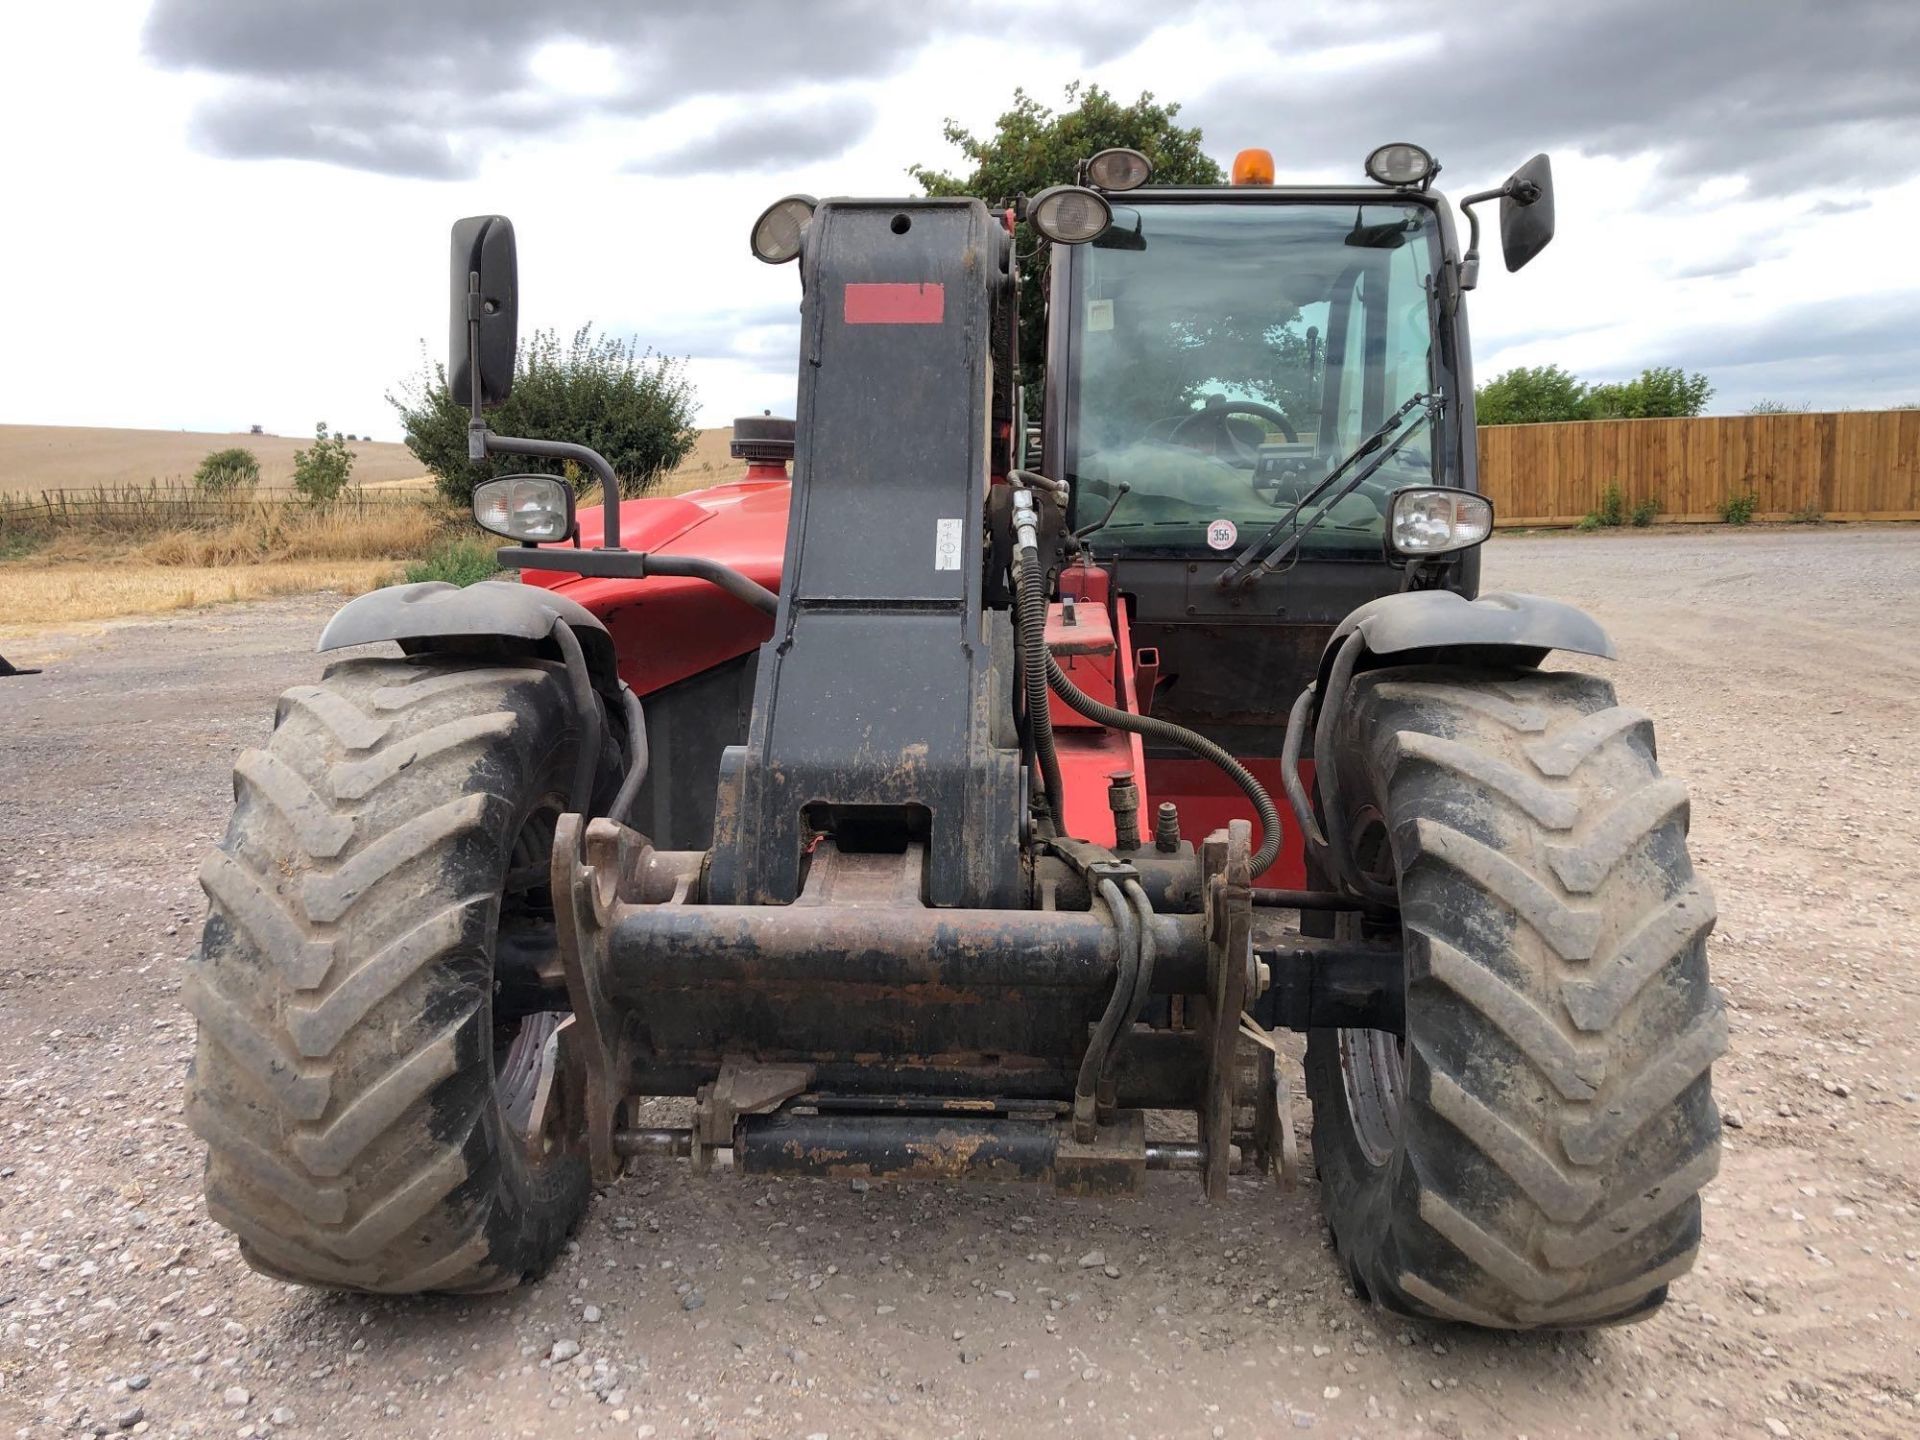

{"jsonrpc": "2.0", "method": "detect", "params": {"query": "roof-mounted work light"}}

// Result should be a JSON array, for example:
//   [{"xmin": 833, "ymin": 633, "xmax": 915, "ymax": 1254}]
[
  {"xmin": 1365, "ymin": 142, "xmax": 1437, "ymax": 189},
  {"xmin": 1026, "ymin": 185, "xmax": 1113, "ymax": 244},
  {"xmin": 750, "ymin": 194, "xmax": 817, "ymax": 264},
  {"xmin": 1084, "ymin": 147, "xmax": 1152, "ymax": 192}
]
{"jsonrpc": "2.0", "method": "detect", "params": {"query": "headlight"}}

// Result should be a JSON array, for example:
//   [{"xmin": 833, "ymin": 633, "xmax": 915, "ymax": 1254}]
[
  {"xmin": 750, "ymin": 193, "xmax": 816, "ymax": 265},
  {"xmin": 1388, "ymin": 488, "xmax": 1493, "ymax": 557},
  {"xmin": 1027, "ymin": 185, "xmax": 1112, "ymax": 245},
  {"xmin": 473, "ymin": 474, "xmax": 576, "ymax": 543}
]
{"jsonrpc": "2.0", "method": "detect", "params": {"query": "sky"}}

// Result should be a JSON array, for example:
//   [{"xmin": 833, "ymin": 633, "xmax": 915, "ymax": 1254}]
[{"xmin": 1, "ymin": 0, "xmax": 1916, "ymax": 440}]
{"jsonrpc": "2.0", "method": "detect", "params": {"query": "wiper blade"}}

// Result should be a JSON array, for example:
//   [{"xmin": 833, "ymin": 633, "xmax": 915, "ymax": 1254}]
[{"xmin": 1215, "ymin": 392, "xmax": 1436, "ymax": 590}]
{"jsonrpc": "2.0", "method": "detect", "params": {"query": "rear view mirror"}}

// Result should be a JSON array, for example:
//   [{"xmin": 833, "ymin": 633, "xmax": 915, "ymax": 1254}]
[
  {"xmin": 1499, "ymin": 154, "xmax": 1554, "ymax": 272},
  {"xmin": 450, "ymin": 215, "xmax": 517, "ymax": 410}
]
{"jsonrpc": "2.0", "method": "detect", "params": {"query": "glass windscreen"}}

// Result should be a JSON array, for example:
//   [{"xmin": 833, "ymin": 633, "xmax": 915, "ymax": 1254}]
[{"xmin": 1066, "ymin": 200, "xmax": 1442, "ymax": 555}]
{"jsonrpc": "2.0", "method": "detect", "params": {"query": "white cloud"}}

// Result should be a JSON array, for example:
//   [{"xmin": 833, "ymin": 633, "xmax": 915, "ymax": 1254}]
[{"xmin": 0, "ymin": 0, "xmax": 1914, "ymax": 443}]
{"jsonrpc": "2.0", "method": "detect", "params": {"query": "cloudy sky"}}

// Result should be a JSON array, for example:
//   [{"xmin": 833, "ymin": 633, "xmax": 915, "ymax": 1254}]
[{"xmin": 2, "ymin": 0, "xmax": 1916, "ymax": 440}]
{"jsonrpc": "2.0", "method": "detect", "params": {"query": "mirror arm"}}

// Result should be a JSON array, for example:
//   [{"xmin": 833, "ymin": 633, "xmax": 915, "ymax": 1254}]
[
  {"xmin": 480, "ymin": 433, "xmax": 624, "ymax": 551},
  {"xmin": 1454, "ymin": 182, "xmax": 1511, "ymax": 292},
  {"xmin": 457, "ymin": 264, "xmax": 624, "ymax": 552}
]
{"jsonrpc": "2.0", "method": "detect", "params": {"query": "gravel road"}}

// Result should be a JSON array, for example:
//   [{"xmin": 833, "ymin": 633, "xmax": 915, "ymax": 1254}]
[{"xmin": 2, "ymin": 527, "xmax": 1917, "ymax": 1440}]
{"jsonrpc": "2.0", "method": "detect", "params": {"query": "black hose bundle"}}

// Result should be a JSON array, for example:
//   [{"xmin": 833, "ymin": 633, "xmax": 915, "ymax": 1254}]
[{"xmin": 1014, "ymin": 545, "xmax": 1066, "ymax": 831}]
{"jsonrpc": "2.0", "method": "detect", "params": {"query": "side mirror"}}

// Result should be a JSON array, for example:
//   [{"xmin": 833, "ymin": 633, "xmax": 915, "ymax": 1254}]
[
  {"xmin": 1499, "ymin": 154, "xmax": 1554, "ymax": 272},
  {"xmin": 449, "ymin": 215, "xmax": 517, "ymax": 410}
]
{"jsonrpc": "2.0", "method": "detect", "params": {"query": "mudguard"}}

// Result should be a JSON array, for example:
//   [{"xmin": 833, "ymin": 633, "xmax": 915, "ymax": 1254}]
[
  {"xmin": 317, "ymin": 580, "xmax": 621, "ymax": 695},
  {"xmin": 1312, "ymin": 589, "xmax": 1613, "ymax": 696}
]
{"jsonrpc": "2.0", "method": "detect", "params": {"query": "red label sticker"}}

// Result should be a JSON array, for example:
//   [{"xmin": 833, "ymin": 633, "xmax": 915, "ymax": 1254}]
[
  {"xmin": 1206, "ymin": 518, "xmax": 1238, "ymax": 550},
  {"xmin": 844, "ymin": 283, "xmax": 945, "ymax": 324}
]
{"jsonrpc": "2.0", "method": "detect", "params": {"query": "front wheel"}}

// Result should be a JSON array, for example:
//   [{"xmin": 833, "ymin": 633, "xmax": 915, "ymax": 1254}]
[
  {"xmin": 1306, "ymin": 666, "xmax": 1725, "ymax": 1328},
  {"xmin": 186, "ymin": 655, "xmax": 607, "ymax": 1293}
]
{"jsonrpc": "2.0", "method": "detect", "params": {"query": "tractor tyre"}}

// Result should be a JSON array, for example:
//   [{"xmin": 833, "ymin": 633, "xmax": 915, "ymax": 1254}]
[
  {"xmin": 186, "ymin": 654, "xmax": 608, "ymax": 1294},
  {"xmin": 1304, "ymin": 665, "xmax": 1725, "ymax": 1328}
]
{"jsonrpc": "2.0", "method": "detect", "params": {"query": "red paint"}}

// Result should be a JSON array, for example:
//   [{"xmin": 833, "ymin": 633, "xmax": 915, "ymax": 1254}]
[
  {"xmin": 523, "ymin": 477, "xmax": 789, "ymax": 696},
  {"xmin": 1147, "ymin": 756, "xmax": 1312, "ymax": 888},
  {"xmin": 1052, "ymin": 587, "xmax": 1148, "ymax": 847},
  {"xmin": 843, "ymin": 282, "xmax": 945, "ymax": 325}
]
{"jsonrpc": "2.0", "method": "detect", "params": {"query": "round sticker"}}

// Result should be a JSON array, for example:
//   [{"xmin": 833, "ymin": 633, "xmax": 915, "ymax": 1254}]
[{"xmin": 1206, "ymin": 518, "xmax": 1238, "ymax": 551}]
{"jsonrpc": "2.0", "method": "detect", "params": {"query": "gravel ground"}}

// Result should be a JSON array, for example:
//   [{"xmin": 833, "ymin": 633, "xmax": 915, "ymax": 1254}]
[{"xmin": 2, "ymin": 527, "xmax": 1916, "ymax": 1440}]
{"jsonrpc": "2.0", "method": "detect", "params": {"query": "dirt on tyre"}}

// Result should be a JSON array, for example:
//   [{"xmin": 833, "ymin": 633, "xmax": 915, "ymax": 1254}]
[
  {"xmin": 185, "ymin": 654, "xmax": 602, "ymax": 1294},
  {"xmin": 1305, "ymin": 665, "xmax": 1726, "ymax": 1328}
]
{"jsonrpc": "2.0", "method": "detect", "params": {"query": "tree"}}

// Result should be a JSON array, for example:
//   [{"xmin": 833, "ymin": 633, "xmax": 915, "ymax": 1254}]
[
  {"xmin": 390, "ymin": 325, "xmax": 700, "ymax": 504},
  {"xmin": 291, "ymin": 424, "xmax": 355, "ymax": 507},
  {"xmin": 1585, "ymin": 366, "xmax": 1712, "ymax": 419},
  {"xmin": 911, "ymin": 83, "xmax": 1222, "ymax": 396},
  {"xmin": 1474, "ymin": 365, "xmax": 1591, "ymax": 425},
  {"xmin": 193, "ymin": 446, "xmax": 260, "ymax": 495}
]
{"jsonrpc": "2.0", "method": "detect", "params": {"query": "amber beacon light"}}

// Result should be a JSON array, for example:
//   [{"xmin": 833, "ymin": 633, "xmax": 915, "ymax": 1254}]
[{"xmin": 1230, "ymin": 148, "xmax": 1276, "ymax": 185}]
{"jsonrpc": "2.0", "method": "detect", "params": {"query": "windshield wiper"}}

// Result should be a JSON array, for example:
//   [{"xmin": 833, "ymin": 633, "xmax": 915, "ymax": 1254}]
[{"xmin": 1215, "ymin": 392, "xmax": 1438, "ymax": 590}]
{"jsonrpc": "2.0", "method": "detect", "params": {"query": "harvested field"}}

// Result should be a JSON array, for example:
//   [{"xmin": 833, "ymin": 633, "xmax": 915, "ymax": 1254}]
[
  {"xmin": 0, "ymin": 422, "xmax": 747, "ymax": 499},
  {"xmin": 0, "ymin": 424, "xmax": 427, "ymax": 494},
  {"xmin": 0, "ymin": 527, "xmax": 1915, "ymax": 1438}
]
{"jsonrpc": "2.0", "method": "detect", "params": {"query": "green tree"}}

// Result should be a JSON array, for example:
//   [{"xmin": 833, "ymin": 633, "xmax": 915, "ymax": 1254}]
[
  {"xmin": 291, "ymin": 424, "xmax": 355, "ymax": 507},
  {"xmin": 390, "ymin": 325, "xmax": 700, "ymax": 504},
  {"xmin": 193, "ymin": 446, "xmax": 260, "ymax": 495},
  {"xmin": 1585, "ymin": 366, "xmax": 1713, "ymax": 419},
  {"xmin": 911, "ymin": 82, "xmax": 1222, "ymax": 397},
  {"xmin": 1474, "ymin": 365, "xmax": 1591, "ymax": 425}
]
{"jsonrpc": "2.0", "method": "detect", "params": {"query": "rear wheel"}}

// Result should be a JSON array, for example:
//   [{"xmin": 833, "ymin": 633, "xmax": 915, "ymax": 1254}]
[
  {"xmin": 186, "ymin": 655, "xmax": 604, "ymax": 1293},
  {"xmin": 1305, "ymin": 666, "xmax": 1725, "ymax": 1328}
]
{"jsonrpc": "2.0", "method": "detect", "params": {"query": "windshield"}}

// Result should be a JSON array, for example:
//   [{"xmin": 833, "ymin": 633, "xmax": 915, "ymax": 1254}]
[{"xmin": 1065, "ymin": 200, "xmax": 1444, "ymax": 555}]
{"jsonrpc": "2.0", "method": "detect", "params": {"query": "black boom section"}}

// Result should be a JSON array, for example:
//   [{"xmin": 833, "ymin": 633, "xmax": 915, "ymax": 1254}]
[{"xmin": 708, "ymin": 199, "xmax": 1024, "ymax": 907}]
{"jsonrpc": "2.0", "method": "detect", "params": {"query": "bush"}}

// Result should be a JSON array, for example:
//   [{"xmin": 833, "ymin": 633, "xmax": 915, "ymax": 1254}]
[
  {"xmin": 194, "ymin": 447, "xmax": 260, "ymax": 495},
  {"xmin": 1717, "ymin": 491, "xmax": 1759, "ymax": 525},
  {"xmin": 1575, "ymin": 512, "xmax": 1603, "ymax": 532},
  {"xmin": 404, "ymin": 535, "xmax": 500, "ymax": 587},
  {"xmin": 389, "ymin": 325, "xmax": 700, "ymax": 505},
  {"xmin": 1579, "ymin": 482, "xmax": 1629, "ymax": 531},
  {"xmin": 1791, "ymin": 502, "xmax": 1825, "ymax": 524},
  {"xmin": 292, "ymin": 424, "xmax": 357, "ymax": 508},
  {"xmin": 1630, "ymin": 497, "xmax": 1660, "ymax": 527}
]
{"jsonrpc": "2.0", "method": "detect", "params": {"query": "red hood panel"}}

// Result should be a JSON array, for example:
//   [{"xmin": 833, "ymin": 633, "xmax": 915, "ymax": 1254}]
[{"xmin": 524, "ymin": 480, "xmax": 791, "ymax": 696}]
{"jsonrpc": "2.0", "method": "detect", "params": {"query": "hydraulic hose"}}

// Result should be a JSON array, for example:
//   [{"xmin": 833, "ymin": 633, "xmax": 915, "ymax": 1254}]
[
  {"xmin": 607, "ymin": 684, "xmax": 650, "ymax": 827},
  {"xmin": 1100, "ymin": 878, "xmax": 1158, "ymax": 1089},
  {"xmin": 1045, "ymin": 651, "xmax": 1281, "ymax": 876},
  {"xmin": 1072, "ymin": 876, "xmax": 1137, "ymax": 1138},
  {"xmin": 1015, "ymin": 544, "xmax": 1066, "ymax": 832}
]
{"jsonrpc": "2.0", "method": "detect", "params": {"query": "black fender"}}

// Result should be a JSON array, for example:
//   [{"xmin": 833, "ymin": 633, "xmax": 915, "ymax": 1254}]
[
  {"xmin": 1288, "ymin": 591, "xmax": 1615, "ymax": 890},
  {"xmin": 1311, "ymin": 589, "xmax": 1613, "ymax": 699},
  {"xmin": 317, "ymin": 580, "xmax": 622, "ymax": 699}
]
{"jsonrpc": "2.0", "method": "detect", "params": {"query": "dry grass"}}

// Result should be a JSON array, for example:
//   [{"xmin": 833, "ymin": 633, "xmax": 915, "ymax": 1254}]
[
  {"xmin": 0, "ymin": 559, "xmax": 401, "ymax": 634},
  {"xmin": 0, "ymin": 424, "xmax": 430, "ymax": 495},
  {"xmin": 660, "ymin": 426, "xmax": 748, "ymax": 494},
  {"xmin": 19, "ymin": 504, "xmax": 447, "ymax": 568},
  {"xmin": 0, "ymin": 496, "xmax": 456, "ymax": 634}
]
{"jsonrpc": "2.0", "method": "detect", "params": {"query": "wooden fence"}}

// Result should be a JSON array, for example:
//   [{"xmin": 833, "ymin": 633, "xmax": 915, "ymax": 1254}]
[
  {"xmin": 0, "ymin": 481, "xmax": 437, "ymax": 535},
  {"xmin": 1477, "ymin": 410, "xmax": 1920, "ymax": 526}
]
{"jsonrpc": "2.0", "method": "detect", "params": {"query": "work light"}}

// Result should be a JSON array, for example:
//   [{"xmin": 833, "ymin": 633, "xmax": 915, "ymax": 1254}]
[
  {"xmin": 1027, "ymin": 185, "xmax": 1112, "ymax": 245},
  {"xmin": 1365, "ymin": 142, "xmax": 1436, "ymax": 188},
  {"xmin": 1085, "ymin": 147, "xmax": 1152, "ymax": 192},
  {"xmin": 1387, "ymin": 487, "xmax": 1493, "ymax": 557},
  {"xmin": 473, "ymin": 474, "xmax": 576, "ymax": 543},
  {"xmin": 750, "ymin": 194, "xmax": 817, "ymax": 264}
]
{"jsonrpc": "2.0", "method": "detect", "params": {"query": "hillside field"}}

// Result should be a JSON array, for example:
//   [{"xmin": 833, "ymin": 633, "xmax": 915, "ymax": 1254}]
[{"xmin": 0, "ymin": 422, "xmax": 747, "ymax": 497}]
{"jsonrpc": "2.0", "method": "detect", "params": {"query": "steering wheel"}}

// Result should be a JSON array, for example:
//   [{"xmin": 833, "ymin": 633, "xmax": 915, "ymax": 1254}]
[{"xmin": 1166, "ymin": 395, "xmax": 1299, "ymax": 466}]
